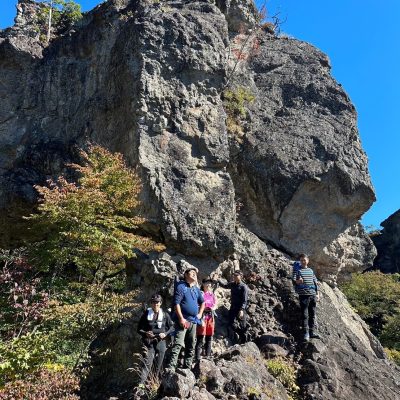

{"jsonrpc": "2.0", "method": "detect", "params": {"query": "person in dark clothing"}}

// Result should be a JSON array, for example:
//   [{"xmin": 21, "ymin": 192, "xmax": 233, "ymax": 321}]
[
  {"xmin": 215, "ymin": 270, "xmax": 249, "ymax": 344},
  {"xmin": 167, "ymin": 265, "xmax": 204, "ymax": 371},
  {"xmin": 137, "ymin": 294, "xmax": 174, "ymax": 384},
  {"xmin": 292, "ymin": 254, "xmax": 320, "ymax": 341}
]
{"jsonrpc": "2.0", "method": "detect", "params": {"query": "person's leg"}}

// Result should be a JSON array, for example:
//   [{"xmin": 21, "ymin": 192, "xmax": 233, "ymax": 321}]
[
  {"xmin": 228, "ymin": 308, "xmax": 238, "ymax": 343},
  {"xmin": 205, "ymin": 335, "xmax": 212, "ymax": 356},
  {"xmin": 238, "ymin": 311, "xmax": 248, "ymax": 344},
  {"xmin": 154, "ymin": 340, "xmax": 167, "ymax": 377},
  {"xmin": 183, "ymin": 323, "xmax": 197, "ymax": 369},
  {"xmin": 204, "ymin": 318, "xmax": 214, "ymax": 356},
  {"xmin": 299, "ymin": 296, "xmax": 310, "ymax": 339},
  {"xmin": 167, "ymin": 328, "xmax": 186, "ymax": 371},
  {"xmin": 308, "ymin": 296, "xmax": 320, "ymax": 338},
  {"xmin": 195, "ymin": 335, "xmax": 204, "ymax": 360},
  {"xmin": 140, "ymin": 345, "xmax": 156, "ymax": 384}
]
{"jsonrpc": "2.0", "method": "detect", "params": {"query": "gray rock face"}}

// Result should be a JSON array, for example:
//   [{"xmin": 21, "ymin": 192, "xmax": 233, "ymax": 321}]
[
  {"xmin": 195, "ymin": 342, "xmax": 289, "ymax": 400},
  {"xmin": 135, "ymin": 0, "xmax": 236, "ymax": 256},
  {"xmin": 230, "ymin": 32, "xmax": 375, "ymax": 281},
  {"xmin": 372, "ymin": 209, "xmax": 400, "ymax": 273},
  {"xmin": 0, "ymin": 0, "xmax": 236, "ymax": 256}
]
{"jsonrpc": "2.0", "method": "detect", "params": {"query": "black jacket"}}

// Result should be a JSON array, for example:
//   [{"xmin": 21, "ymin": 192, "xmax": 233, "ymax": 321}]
[
  {"xmin": 137, "ymin": 309, "xmax": 174, "ymax": 340},
  {"xmin": 218, "ymin": 280, "xmax": 249, "ymax": 310}
]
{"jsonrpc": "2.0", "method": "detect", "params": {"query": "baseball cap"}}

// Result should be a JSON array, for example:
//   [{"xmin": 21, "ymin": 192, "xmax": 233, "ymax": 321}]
[
  {"xmin": 180, "ymin": 260, "xmax": 199, "ymax": 274},
  {"xmin": 150, "ymin": 294, "xmax": 162, "ymax": 303}
]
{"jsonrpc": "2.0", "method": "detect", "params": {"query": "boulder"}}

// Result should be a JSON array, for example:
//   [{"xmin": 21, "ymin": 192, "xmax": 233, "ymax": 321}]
[
  {"xmin": 372, "ymin": 209, "xmax": 400, "ymax": 273},
  {"xmin": 160, "ymin": 368, "xmax": 196, "ymax": 398}
]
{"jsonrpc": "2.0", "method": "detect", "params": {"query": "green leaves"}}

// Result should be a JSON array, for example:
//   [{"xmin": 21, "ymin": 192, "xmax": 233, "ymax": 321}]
[
  {"xmin": 342, "ymin": 271, "xmax": 400, "ymax": 362},
  {"xmin": 26, "ymin": 144, "xmax": 163, "ymax": 281},
  {"xmin": 223, "ymin": 87, "xmax": 255, "ymax": 142},
  {"xmin": 0, "ymin": 331, "xmax": 56, "ymax": 384}
]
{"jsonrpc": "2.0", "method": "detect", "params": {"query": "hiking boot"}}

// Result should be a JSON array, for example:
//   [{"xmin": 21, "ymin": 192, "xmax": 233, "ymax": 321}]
[
  {"xmin": 303, "ymin": 332, "xmax": 310, "ymax": 342},
  {"xmin": 310, "ymin": 331, "xmax": 321, "ymax": 339}
]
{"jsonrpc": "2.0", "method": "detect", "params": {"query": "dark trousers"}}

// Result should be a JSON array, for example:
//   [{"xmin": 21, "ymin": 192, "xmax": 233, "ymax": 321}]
[
  {"xmin": 195, "ymin": 335, "xmax": 212, "ymax": 359},
  {"xmin": 228, "ymin": 308, "xmax": 248, "ymax": 344},
  {"xmin": 140, "ymin": 340, "xmax": 166, "ymax": 384},
  {"xmin": 299, "ymin": 295, "xmax": 317, "ymax": 332},
  {"xmin": 167, "ymin": 323, "xmax": 197, "ymax": 371}
]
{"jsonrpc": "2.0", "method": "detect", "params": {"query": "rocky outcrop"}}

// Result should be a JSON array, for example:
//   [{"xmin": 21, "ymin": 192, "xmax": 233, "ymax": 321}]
[
  {"xmin": 84, "ymin": 229, "xmax": 400, "ymax": 400},
  {"xmin": 1, "ymin": 0, "xmax": 398, "ymax": 399},
  {"xmin": 371, "ymin": 209, "xmax": 400, "ymax": 273},
  {"xmin": 229, "ymin": 32, "xmax": 376, "ymax": 282},
  {"xmin": 0, "ymin": 0, "xmax": 374, "ymax": 277}
]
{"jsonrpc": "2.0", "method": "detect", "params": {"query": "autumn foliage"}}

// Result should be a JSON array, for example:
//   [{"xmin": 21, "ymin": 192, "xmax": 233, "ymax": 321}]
[{"xmin": 27, "ymin": 144, "xmax": 163, "ymax": 281}]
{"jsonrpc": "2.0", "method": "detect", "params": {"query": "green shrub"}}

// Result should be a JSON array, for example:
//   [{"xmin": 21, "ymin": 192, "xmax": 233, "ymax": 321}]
[
  {"xmin": 342, "ymin": 271, "xmax": 400, "ymax": 362},
  {"xmin": 341, "ymin": 272, "xmax": 400, "ymax": 336},
  {"xmin": 380, "ymin": 314, "xmax": 400, "ymax": 349},
  {"xmin": 0, "ymin": 331, "xmax": 55, "ymax": 384},
  {"xmin": 223, "ymin": 87, "xmax": 255, "ymax": 142},
  {"xmin": 266, "ymin": 357, "xmax": 299, "ymax": 399},
  {"xmin": 384, "ymin": 348, "xmax": 400, "ymax": 366}
]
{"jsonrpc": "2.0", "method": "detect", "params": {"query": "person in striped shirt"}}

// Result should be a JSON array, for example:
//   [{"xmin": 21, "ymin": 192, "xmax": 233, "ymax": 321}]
[{"xmin": 293, "ymin": 254, "xmax": 321, "ymax": 341}]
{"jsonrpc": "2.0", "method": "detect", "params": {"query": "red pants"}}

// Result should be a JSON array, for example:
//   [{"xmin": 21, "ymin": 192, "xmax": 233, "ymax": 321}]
[{"xmin": 197, "ymin": 316, "xmax": 215, "ymax": 336}]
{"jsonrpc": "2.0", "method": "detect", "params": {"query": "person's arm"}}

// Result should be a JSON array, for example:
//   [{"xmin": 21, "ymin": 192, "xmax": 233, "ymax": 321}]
[
  {"xmin": 313, "ymin": 273, "xmax": 318, "ymax": 292},
  {"xmin": 237, "ymin": 284, "xmax": 248, "ymax": 319},
  {"xmin": 173, "ymin": 284, "xmax": 187, "ymax": 328},
  {"xmin": 241, "ymin": 284, "xmax": 248, "ymax": 310},
  {"xmin": 295, "ymin": 270, "xmax": 303, "ymax": 285},
  {"xmin": 211, "ymin": 276, "xmax": 230, "ymax": 289},
  {"xmin": 211, "ymin": 293, "xmax": 217, "ymax": 310},
  {"xmin": 137, "ymin": 312, "xmax": 153, "ymax": 338},
  {"xmin": 197, "ymin": 288, "xmax": 205, "ymax": 319},
  {"xmin": 175, "ymin": 304, "xmax": 186, "ymax": 328},
  {"xmin": 159, "ymin": 313, "xmax": 174, "ymax": 339},
  {"xmin": 313, "ymin": 273, "xmax": 320, "ymax": 300}
]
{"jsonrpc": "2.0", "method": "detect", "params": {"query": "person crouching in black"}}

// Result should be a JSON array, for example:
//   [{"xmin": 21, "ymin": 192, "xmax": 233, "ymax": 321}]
[{"xmin": 137, "ymin": 294, "xmax": 174, "ymax": 384}]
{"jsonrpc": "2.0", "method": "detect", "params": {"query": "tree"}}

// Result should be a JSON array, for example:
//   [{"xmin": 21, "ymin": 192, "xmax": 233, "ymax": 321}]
[
  {"xmin": 35, "ymin": 0, "xmax": 82, "ymax": 43},
  {"xmin": 26, "ymin": 144, "xmax": 163, "ymax": 282},
  {"xmin": 342, "ymin": 271, "xmax": 400, "ymax": 336}
]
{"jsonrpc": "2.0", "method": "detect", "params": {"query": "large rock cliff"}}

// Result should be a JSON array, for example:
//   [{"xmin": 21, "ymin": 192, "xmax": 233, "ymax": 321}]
[
  {"xmin": 372, "ymin": 209, "xmax": 400, "ymax": 273},
  {"xmin": 1, "ymin": 0, "xmax": 398, "ymax": 399}
]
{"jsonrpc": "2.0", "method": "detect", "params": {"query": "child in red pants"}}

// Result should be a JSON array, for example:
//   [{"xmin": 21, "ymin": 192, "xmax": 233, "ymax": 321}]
[{"xmin": 195, "ymin": 279, "xmax": 216, "ymax": 359}]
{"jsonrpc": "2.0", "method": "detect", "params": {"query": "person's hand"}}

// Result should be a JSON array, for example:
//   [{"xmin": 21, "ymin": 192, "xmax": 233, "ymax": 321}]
[
  {"xmin": 196, "ymin": 313, "xmax": 203, "ymax": 320},
  {"xmin": 210, "ymin": 273, "xmax": 219, "ymax": 281},
  {"xmin": 179, "ymin": 318, "xmax": 187, "ymax": 328},
  {"xmin": 239, "ymin": 310, "xmax": 244, "ymax": 319},
  {"xmin": 146, "ymin": 331, "xmax": 154, "ymax": 338},
  {"xmin": 159, "ymin": 333, "xmax": 166, "ymax": 339},
  {"xmin": 316, "ymin": 293, "xmax": 320, "ymax": 302},
  {"xmin": 295, "ymin": 277, "xmax": 303, "ymax": 284}
]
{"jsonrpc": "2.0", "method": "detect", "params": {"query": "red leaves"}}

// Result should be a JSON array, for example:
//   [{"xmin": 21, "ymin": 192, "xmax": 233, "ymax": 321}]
[{"xmin": 0, "ymin": 252, "xmax": 49, "ymax": 339}]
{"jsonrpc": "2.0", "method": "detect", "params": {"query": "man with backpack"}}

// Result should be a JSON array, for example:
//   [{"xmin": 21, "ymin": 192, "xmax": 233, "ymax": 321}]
[
  {"xmin": 167, "ymin": 264, "xmax": 205, "ymax": 371},
  {"xmin": 292, "ymin": 254, "xmax": 321, "ymax": 341},
  {"xmin": 137, "ymin": 294, "xmax": 174, "ymax": 384}
]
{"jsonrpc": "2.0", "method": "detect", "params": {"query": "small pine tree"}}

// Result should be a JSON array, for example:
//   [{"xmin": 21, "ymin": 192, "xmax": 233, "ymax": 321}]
[{"xmin": 26, "ymin": 144, "xmax": 163, "ymax": 281}]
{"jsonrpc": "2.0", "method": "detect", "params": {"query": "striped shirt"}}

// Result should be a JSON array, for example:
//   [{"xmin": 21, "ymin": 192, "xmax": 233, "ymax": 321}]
[{"xmin": 293, "ymin": 267, "xmax": 318, "ymax": 296}]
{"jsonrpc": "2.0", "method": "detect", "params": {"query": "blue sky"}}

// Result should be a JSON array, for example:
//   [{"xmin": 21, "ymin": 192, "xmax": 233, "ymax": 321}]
[{"xmin": 1, "ymin": 0, "xmax": 399, "ymax": 229}]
